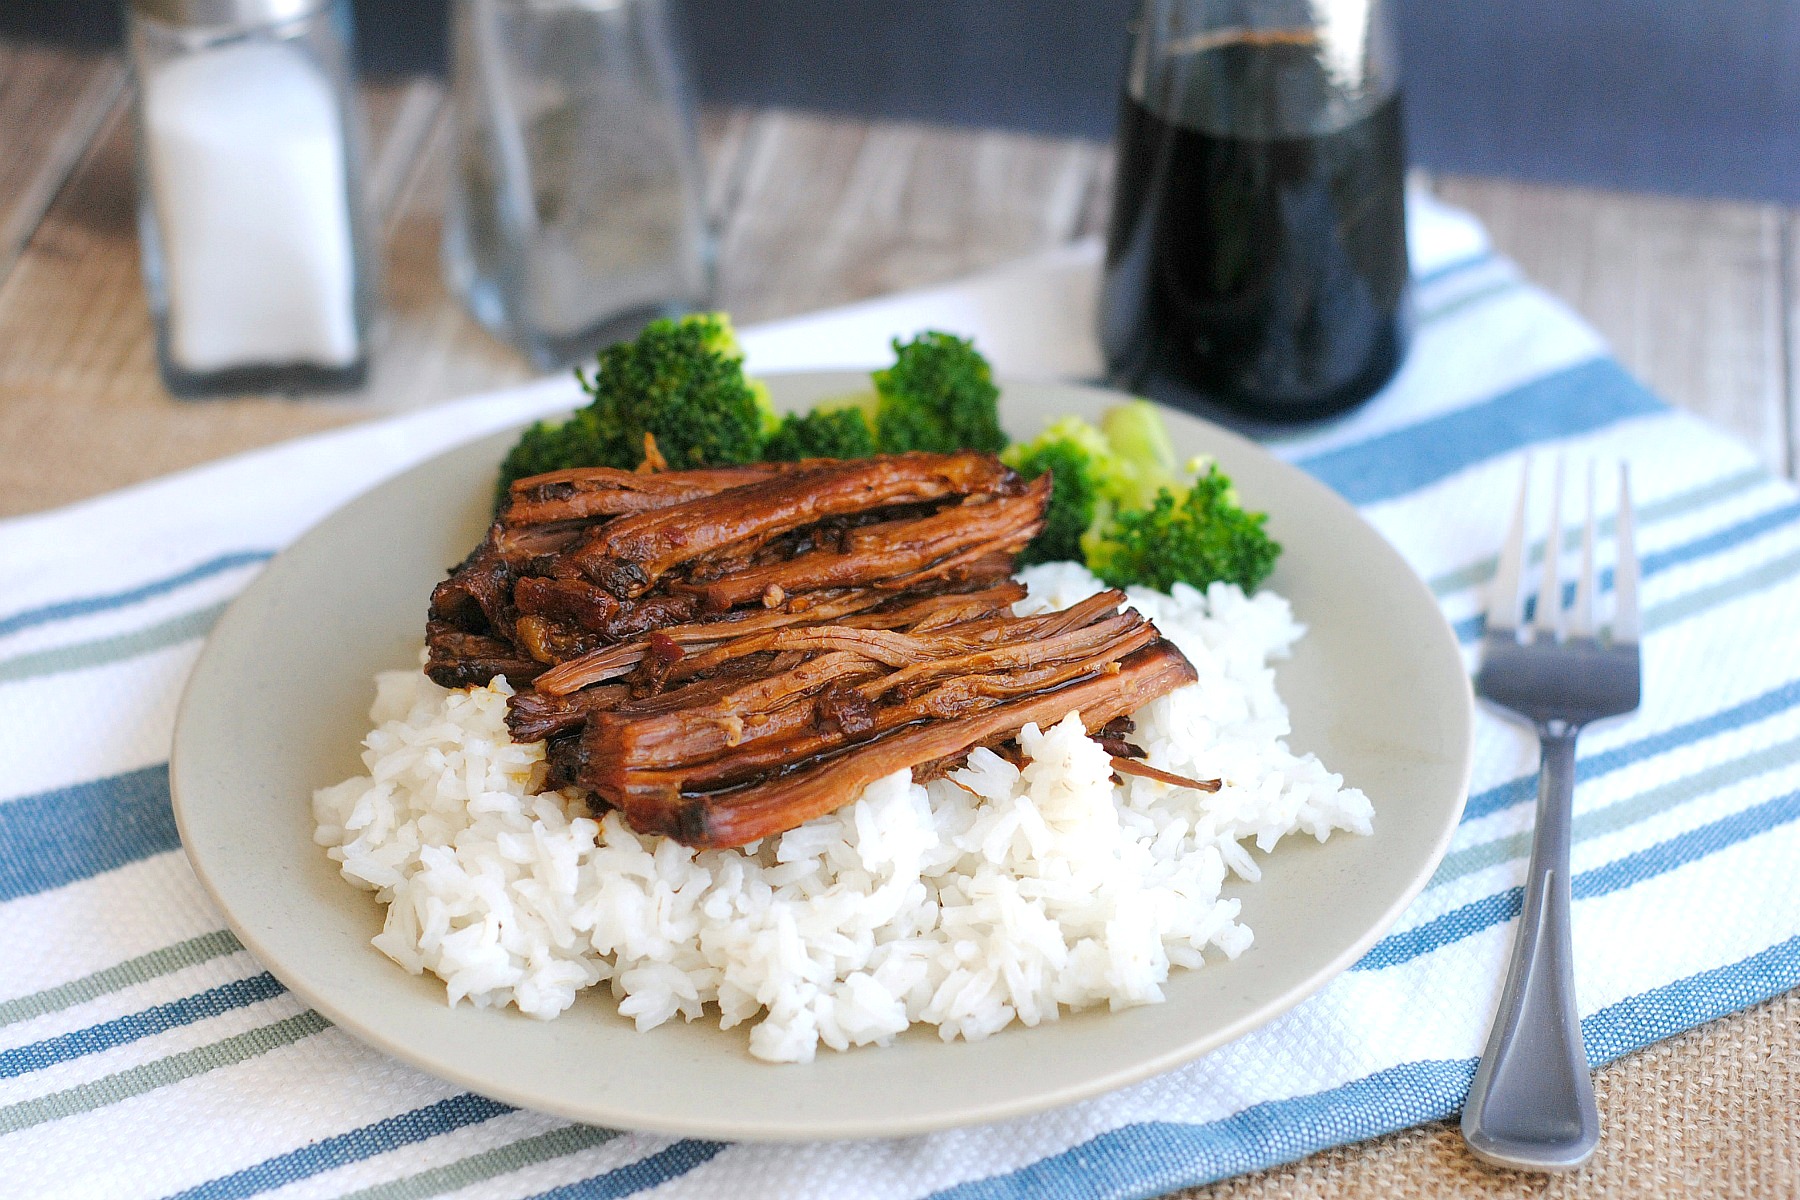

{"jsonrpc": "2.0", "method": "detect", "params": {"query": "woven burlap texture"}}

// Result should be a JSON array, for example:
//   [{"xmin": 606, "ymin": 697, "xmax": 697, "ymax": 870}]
[{"xmin": 1164, "ymin": 991, "xmax": 1798, "ymax": 1200}]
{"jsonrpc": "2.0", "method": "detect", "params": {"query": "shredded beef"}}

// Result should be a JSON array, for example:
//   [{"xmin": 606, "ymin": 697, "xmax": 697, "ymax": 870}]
[{"xmin": 422, "ymin": 451, "xmax": 1198, "ymax": 847}]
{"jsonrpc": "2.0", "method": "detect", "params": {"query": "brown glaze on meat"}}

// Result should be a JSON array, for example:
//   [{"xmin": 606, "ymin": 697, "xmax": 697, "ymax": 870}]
[
  {"xmin": 423, "ymin": 451, "xmax": 1199, "ymax": 848},
  {"xmin": 637, "ymin": 642, "xmax": 1198, "ymax": 849},
  {"xmin": 676, "ymin": 476, "xmax": 1049, "ymax": 611},
  {"xmin": 567, "ymin": 452, "xmax": 1018, "ymax": 598},
  {"xmin": 503, "ymin": 463, "xmax": 783, "ymax": 526}
]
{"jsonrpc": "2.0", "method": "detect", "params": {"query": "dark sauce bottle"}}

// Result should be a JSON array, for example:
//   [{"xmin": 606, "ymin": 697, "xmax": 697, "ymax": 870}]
[{"xmin": 1101, "ymin": 19, "xmax": 1411, "ymax": 422}]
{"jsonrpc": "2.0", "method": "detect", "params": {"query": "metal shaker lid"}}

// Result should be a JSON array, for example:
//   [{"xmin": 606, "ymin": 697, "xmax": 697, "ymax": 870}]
[{"xmin": 129, "ymin": 0, "xmax": 330, "ymax": 28}]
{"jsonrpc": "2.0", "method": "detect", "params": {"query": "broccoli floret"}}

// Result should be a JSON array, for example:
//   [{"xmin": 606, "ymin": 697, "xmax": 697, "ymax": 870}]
[
  {"xmin": 1086, "ymin": 402, "xmax": 1280, "ymax": 592},
  {"xmin": 496, "ymin": 411, "xmax": 614, "ymax": 499},
  {"xmin": 1002, "ymin": 417, "xmax": 1118, "ymax": 566},
  {"xmin": 1086, "ymin": 463, "xmax": 1281, "ymax": 594},
  {"xmin": 871, "ymin": 331, "xmax": 1006, "ymax": 455},
  {"xmin": 495, "ymin": 313, "xmax": 774, "ymax": 501},
  {"xmin": 1097, "ymin": 400, "xmax": 1186, "ymax": 509},
  {"xmin": 578, "ymin": 312, "xmax": 775, "ymax": 469},
  {"xmin": 764, "ymin": 405, "xmax": 879, "ymax": 461},
  {"xmin": 1004, "ymin": 401, "xmax": 1280, "ymax": 591}
]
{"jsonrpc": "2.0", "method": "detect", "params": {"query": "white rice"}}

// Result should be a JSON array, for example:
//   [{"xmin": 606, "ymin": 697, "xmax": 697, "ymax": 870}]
[{"xmin": 313, "ymin": 564, "xmax": 1372, "ymax": 1062}]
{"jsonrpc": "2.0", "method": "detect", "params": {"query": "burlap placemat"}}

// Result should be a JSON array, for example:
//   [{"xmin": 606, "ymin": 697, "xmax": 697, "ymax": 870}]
[{"xmin": 1175, "ymin": 991, "xmax": 1797, "ymax": 1199}]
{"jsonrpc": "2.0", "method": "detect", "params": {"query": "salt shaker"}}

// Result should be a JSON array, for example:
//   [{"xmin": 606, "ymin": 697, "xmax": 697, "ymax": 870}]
[
  {"xmin": 127, "ymin": 0, "xmax": 373, "ymax": 396},
  {"xmin": 443, "ymin": 0, "xmax": 713, "ymax": 369}
]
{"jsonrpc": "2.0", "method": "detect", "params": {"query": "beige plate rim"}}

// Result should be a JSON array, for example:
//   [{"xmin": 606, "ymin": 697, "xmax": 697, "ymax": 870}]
[{"xmin": 171, "ymin": 372, "xmax": 1474, "ymax": 1141}]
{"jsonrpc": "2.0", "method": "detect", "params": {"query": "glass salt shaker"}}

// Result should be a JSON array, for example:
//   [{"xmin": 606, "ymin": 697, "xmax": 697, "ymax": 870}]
[
  {"xmin": 126, "ymin": 0, "xmax": 373, "ymax": 397},
  {"xmin": 443, "ymin": 0, "xmax": 713, "ymax": 369}
]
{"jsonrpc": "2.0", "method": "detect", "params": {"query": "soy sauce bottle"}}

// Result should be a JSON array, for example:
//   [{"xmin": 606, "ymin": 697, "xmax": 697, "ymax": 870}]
[{"xmin": 1100, "ymin": 0, "xmax": 1411, "ymax": 422}]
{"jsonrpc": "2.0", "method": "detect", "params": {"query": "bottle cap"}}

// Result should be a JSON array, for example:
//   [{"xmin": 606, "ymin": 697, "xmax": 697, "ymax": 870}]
[{"xmin": 130, "ymin": 0, "xmax": 330, "ymax": 28}]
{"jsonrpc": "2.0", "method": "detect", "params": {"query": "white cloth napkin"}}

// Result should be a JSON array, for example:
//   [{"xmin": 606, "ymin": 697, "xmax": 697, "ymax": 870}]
[{"xmin": 2, "ymin": 194, "xmax": 1797, "ymax": 1200}]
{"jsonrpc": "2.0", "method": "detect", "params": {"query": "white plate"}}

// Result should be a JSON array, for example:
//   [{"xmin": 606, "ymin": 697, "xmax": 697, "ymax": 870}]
[{"xmin": 171, "ymin": 372, "xmax": 1472, "ymax": 1141}]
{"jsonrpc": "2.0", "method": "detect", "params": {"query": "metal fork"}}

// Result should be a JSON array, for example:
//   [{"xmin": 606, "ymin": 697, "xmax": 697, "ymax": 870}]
[{"xmin": 1460, "ymin": 459, "xmax": 1641, "ymax": 1172}]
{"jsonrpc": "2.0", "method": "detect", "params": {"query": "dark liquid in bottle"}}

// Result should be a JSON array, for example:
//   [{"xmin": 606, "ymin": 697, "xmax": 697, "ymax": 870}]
[{"xmin": 1101, "ymin": 44, "xmax": 1410, "ymax": 421}]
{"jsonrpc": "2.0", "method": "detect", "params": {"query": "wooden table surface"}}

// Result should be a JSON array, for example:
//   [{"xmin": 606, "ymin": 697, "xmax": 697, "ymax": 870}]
[{"xmin": 1, "ymin": 42, "xmax": 1794, "ymax": 1199}]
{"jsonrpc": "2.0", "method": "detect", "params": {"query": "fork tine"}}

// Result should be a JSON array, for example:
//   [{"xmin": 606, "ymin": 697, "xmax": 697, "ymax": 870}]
[
  {"xmin": 1488, "ymin": 459, "xmax": 1531, "ymax": 634},
  {"xmin": 1569, "ymin": 461, "xmax": 1597, "ymax": 638},
  {"xmin": 1534, "ymin": 457, "xmax": 1566, "ymax": 640},
  {"xmin": 1614, "ymin": 462, "xmax": 1640, "ymax": 644}
]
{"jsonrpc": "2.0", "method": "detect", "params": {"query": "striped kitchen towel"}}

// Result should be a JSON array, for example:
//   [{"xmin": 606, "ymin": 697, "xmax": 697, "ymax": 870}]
[{"xmin": 3, "ymin": 194, "xmax": 1798, "ymax": 1199}]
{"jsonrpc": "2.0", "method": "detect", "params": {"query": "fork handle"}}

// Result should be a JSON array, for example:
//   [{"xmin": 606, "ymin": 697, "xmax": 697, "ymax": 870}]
[{"xmin": 1460, "ymin": 726, "xmax": 1600, "ymax": 1171}]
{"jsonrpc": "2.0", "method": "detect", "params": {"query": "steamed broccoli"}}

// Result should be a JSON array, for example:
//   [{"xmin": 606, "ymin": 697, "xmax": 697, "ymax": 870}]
[
  {"xmin": 872, "ymin": 332, "xmax": 1006, "ymax": 455},
  {"xmin": 764, "ymin": 403, "xmax": 879, "ymax": 461},
  {"xmin": 766, "ymin": 330, "xmax": 1004, "ymax": 461},
  {"xmin": 1001, "ymin": 417, "xmax": 1118, "ymax": 565},
  {"xmin": 1094, "ymin": 401, "xmax": 1185, "ymax": 509},
  {"xmin": 1004, "ymin": 400, "xmax": 1280, "ymax": 592},
  {"xmin": 497, "ymin": 409, "xmax": 619, "ymax": 494},
  {"xmin": 497, "ymin": 313, "xmax": 775, "ymax": 499},
  {"xmin": 1086, "ymin": 464, "xmax": 1280, "ymax": 594},
  {"xmin": 493, "ymin": 318, "xmax": 1275, "ymax": 593}
]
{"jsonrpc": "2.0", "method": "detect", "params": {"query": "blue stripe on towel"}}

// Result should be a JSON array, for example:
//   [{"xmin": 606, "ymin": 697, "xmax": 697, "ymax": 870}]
[
  {"xmin": 0, "ymin": 973, "xmax": 286, "ymax": 1079},
  {"xmin": 1359, "ymin": 788, "xmax": 1800, "ymax": 970},
  {"xmin": 1634, "ymin": 499, "xmax": 1800, "ymax": 580},
  {"xmin": 1580, "ymin": 933, "xmax": 1800, "ymax": 1061},
  {"xmin": 1462, "ymin": 677, "xmax": 1800, "ymax": 822},
  {"xmin": 1295, "ymin": 358, "xmax": 1663, "ymax": 507},
  {"xmin": 929, "ymin": 936, "xmax": 1800, "ymax": 1200},
  {"xmin": 1413, "ymin": 250, "xmax": 1493, "ymax": 288},
  {"xmin": 1451, "ymin": 498, "xmax": 1800, "ymax": 642},
  {"xmin": 524, "ymin": 1140, "xmax": 730, "ymax": 1200},
  {"xmin": 0, "ymin": 551, "xmax": 273, "ymax": 640},
  {"xmin": 164, "ymin": 1093, "xmax": 514, "ymax": 1200},
  {"xmin": 0, "ymin": 765, "xmax": 176, "ymax": 903},
  {"xmin": 927, "ymin": 1060, "xmax": 1479, "ymax": 1200}
]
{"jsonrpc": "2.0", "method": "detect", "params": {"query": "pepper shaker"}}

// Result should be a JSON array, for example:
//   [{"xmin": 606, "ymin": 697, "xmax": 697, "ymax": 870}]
[
  {"xmin": 443, "ymin": 0, "xmax": 713, "ymax": 369},
  {"xmin": 127, "ymin": 0, "xmax": 374, "ymax": 396}
]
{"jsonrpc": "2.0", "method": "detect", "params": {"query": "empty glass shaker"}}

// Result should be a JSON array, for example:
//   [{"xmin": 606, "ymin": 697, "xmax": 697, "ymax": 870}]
[{"xmin": 444, "ymin": 0, "xmax": 713, "ymax": 369}]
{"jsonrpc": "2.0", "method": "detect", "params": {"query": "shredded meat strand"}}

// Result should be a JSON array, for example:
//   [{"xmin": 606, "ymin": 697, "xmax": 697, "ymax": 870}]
[{"xmin": 1109, "ymin": 757, "xmax": 1222, "ymax": 793}]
